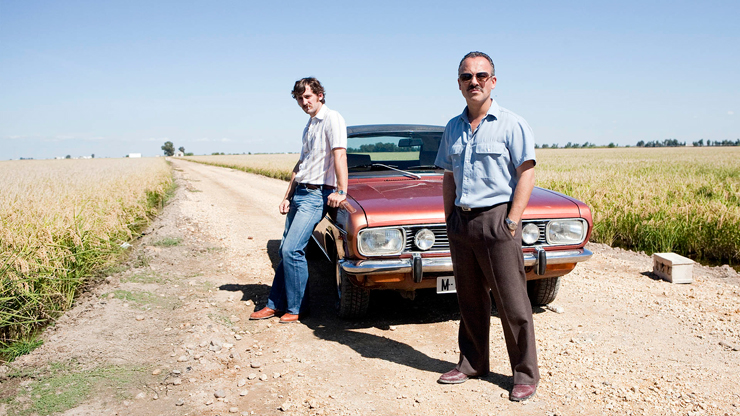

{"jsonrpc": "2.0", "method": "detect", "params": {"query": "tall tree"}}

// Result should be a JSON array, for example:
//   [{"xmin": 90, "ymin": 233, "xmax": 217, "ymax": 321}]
[{"xmin": 162, "ymin": 141, "xmax": 175, "ymax": 156}]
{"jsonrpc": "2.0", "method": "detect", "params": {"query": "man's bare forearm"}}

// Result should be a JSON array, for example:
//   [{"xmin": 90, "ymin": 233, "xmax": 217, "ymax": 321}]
[
  {"xmin": 283, "ymin": 161, "xmax": 301, "ymax": 200},
  {"xmin": 327, "ymin": 148, "xmax": 349, "ymax": 209},
  {"xmin": 442, "ymin": 171, "xmax": 456, "ymax": 220},
  {"xmin": 332, "ymin": 148, "xmax": 348, "ymax": 193},
  {"xmin": 508, "ymin": 160, "xmax": 535, "ymax": 223}
]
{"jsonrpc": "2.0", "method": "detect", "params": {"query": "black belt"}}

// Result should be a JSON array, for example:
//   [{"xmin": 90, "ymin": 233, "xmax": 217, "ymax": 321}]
[
  {"xmin": 457, "ymin": 205, "xmax": 493, "ymax": 214},
  {"xmin": 456, "ymin": 202, "xmax": 507, "ymax": 214},
  {"xmin": 298, "ymin": 183, "xmax": 335, "ymax": 191}
]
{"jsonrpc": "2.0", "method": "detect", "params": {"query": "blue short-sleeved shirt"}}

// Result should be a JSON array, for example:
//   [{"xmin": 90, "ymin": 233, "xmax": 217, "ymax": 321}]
[{"xmin": 435, "ymin": 99, "xmax": 537, "ymax": 209}]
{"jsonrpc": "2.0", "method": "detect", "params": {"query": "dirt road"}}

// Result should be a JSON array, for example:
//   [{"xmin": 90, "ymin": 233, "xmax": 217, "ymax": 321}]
[{"xmin": 2, "ymin": 158, "xmax": 739, "ymax": 416}]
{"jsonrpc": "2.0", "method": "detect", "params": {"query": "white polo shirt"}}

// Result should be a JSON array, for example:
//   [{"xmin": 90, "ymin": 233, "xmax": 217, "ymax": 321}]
[{"xmin": 294, "ymin": 104, "xmax": 347, "ymax": 187}]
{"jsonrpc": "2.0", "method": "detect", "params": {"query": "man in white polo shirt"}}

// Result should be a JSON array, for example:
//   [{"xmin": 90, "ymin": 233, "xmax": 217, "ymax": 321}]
[{"xmin": 250, "ymin": 77, "xmax": 348, "ymax": 323}]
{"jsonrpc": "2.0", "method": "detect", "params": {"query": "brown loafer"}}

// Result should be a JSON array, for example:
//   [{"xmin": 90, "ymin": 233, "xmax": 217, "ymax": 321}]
[
  {"xmin": 437, "ymin": 368, "xmax": 469, "ymax": 384},
  {"xmin": 249, "ymin": 307, "xmax": 279, "ymax": 320},
  {"xmin": 509, "ymin": 384, "xmax": 537, "ymax": 402},
  {"xmin": 279, "ymin": 313, "xmax": 299, "ymax": 323}
]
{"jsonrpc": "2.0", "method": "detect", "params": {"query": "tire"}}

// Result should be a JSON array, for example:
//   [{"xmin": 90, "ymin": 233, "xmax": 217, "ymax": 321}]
[
  {"xmin": 527, "ymin": 276, "xmax": 561, "ymax": 306},
  {"xmin": 335, "ymin": 258, "xmax": 370, "ymax": 318}
]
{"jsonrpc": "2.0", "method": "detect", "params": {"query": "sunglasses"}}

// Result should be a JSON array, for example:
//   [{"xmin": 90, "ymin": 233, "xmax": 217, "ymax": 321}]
[{"xmin": 459, "ymin": 72, "xmax": 492, "ymax": 83}]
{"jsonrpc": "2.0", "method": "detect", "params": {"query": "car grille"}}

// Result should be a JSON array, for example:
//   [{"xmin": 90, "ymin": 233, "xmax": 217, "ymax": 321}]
[
  {"xmin": 402, "ymin": 224, "xmax": 449, "ymax": 252},
  {"xmin": 522, "ymin": 220, "xmax": 548, "ymax": 245},
  {"xmin": 402, "ymin": 220, "xmax": 547, "ymax": 253}
]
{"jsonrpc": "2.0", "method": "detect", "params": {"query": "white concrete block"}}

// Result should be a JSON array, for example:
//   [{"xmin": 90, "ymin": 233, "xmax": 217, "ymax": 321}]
[{"xmin": 653, "ymin": 252, "xmax": 694, "ymax": 284}]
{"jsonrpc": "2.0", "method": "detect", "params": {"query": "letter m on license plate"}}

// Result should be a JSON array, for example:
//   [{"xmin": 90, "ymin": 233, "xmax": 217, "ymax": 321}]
[{"xmin": 436, "ymin": 276, "xmax": 456, "ymax": 294}]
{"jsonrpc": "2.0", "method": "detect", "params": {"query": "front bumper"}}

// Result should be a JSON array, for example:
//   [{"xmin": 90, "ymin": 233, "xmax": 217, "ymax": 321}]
[{"xmin": 341, "ymin": 248, "xmax": 593, "ymax": 281}]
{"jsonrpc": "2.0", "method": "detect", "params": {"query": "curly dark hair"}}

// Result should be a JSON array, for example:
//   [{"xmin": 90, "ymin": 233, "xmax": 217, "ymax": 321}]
[
  {"xmin": 291, "ymin": 77, "xmax": 326, "ymax": 104},
  {"xmin": 458, "ymin": 51, "xmax": 495, "ymax": 76}
]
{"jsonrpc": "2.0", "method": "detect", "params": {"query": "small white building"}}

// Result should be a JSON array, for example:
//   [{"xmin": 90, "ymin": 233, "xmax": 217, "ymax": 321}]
[{"xmin": 128, "ymin": 153, "xmax": 142, "ymax": 158}]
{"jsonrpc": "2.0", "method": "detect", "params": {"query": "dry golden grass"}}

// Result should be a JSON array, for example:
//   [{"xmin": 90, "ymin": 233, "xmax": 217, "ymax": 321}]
[
  {"xmin": 1, "ymin": 158, "xmax": 172, "ymax": 351},
  {"xmin": 183, "ymin": 154, "xmax": 299, "ymax": 181}
]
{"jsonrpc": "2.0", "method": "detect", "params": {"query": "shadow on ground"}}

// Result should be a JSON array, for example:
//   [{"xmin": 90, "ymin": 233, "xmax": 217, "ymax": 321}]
[
  {"xmin": 219, "ymin": 283, "xmax": 271, "ymax": 306},
  {"xmin": 221, "ymin": 243, "xmax": 545, "ymax": 390},
  {"xmin": 303, "ymin": 255, "xmax": 513, "ymax": 389},
  {"xmin": 266, "ymin": 239, "xmax": 281, "ymax": 269}
]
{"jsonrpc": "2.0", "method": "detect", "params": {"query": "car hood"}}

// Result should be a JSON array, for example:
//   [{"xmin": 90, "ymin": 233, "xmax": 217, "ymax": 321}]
[
  {"xmin": 349, "ymin": 180, "xmax": 582, "ymax": 228},
  {"xmin": 348, "ymin": 179, "xmax": 445, "ymax": 227}
]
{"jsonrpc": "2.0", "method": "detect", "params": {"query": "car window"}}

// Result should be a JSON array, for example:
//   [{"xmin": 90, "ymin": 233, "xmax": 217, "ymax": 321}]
[{"xmin": 346, "ymin": 132, "xmax": 442, "ymax": 170}]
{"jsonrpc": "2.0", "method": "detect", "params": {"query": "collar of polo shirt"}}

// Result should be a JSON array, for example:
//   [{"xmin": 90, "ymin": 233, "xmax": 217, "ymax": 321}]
[
  {"xmin": 312, "ymin": 104, "xmax": 329, "ymax": 120},
  {"xmin": 461, "ymin": 98, "xmax": 501, "ymax": 124}
]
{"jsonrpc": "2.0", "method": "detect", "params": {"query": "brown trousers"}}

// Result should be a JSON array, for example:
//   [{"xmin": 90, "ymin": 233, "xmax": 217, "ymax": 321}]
[{"xmin": 447, "ymin": 203, "xmax": 540, "ymax": 385}]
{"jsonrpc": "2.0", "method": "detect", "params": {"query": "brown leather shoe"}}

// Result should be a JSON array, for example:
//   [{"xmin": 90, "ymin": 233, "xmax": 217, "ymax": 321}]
[
  {"xmin": 437, "ymin": 368, "xmax": 469, "ymax": 384},
  {"xmin": 509, "ymin": 384, "xmax": 537, "ymax": 402},
  {"xmin": 279, "ymin": 313, "xmax": 299, "ymax": 323},
  {"xmin": 249, "ymin": 307, "xmax": 278, "ymax": 320}
]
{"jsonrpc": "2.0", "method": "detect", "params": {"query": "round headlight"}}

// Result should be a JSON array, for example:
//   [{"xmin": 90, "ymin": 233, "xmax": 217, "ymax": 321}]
[
  {"xmin": 521, "ymin": 223, "xmax": 540, "ymax": 245},
  {"xmin": 414, "ymin": 228, "xmax": 435, "ymax": 250}
]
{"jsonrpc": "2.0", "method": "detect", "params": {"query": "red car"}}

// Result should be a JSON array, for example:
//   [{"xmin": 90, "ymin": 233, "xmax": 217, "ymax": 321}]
[{"xmin": 312, "ymin": 125, "xmax": 593, "ymax": 318}]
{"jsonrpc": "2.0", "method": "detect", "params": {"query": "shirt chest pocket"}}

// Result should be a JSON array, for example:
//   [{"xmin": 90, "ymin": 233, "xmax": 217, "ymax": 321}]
[
  {"xmin": 475, "ymin": 141, "xmax": 506, "ymax": 155},
  {"xmin": 474, "ymin": 141, "xmax": 508, "ymax": 178},
  {"xmin": 449, "ymin": 142, "xmax": 464, "ymax": 168}
]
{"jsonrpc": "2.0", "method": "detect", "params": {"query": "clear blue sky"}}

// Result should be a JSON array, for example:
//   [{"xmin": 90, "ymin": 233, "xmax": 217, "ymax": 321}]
[{"xmin": 1, "ymin": 0, "xmax": 738, "ymax": 159}]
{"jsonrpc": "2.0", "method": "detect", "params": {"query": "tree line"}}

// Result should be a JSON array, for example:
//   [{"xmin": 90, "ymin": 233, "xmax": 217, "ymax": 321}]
[
  {"xmin": 535, "ymin": 138, "xmax": 740, "ymax": 149},
  {"xmin": 536, "ymin": 142, "xmax": 599, "ymax": 149},
  {"xmin": 347, "ymin": 142, "xmax": 409, "ymax": 153},
  {"xmin": 690, "ymin": 139, "xmax": 740, "ymax": 147},
  {"xmin": 635, "ymin": 139, "xmax": 685, "ymax": 147}
]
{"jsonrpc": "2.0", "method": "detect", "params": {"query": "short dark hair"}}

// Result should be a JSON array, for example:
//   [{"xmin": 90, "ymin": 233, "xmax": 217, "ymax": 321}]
[
  {"xmin": 291, "ymin": 77, "xmax": 326, "ymax": 104},
  {"xmin": 458, "ymin": 51, "xmax": 495, "ymax": 76}
]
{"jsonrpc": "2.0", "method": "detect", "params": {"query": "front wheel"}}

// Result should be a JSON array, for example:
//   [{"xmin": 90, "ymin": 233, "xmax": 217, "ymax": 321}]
[
  {"xmin": 527, "ymin": 276, "xmax": 561, "ymax": 306},
  {"xmin": 335, "ymin": 259, "xmax": 370, "ymax": 318}
]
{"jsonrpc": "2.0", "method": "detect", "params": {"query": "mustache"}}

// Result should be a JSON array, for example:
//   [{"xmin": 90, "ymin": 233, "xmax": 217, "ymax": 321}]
[{"xmin": 468, "ymin": 85, "xmax": 483, "ymax": 92}]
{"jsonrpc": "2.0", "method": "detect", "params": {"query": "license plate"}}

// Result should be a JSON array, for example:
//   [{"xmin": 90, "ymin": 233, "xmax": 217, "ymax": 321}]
[{"xmin": 436, "ymin": 276, "xmax": 456, "ymax": 294}]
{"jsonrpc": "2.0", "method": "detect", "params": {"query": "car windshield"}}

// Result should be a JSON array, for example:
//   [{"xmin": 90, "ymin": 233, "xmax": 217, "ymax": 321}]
[{"xmin": 346, "ymin": 131, "xmax": 442, "ymax": 171}]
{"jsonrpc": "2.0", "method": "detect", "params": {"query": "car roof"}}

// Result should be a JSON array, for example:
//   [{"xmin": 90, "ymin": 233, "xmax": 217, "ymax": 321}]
[{"xmin": 347, "ymin": 124, "xmax": 445, "ymax": 136}]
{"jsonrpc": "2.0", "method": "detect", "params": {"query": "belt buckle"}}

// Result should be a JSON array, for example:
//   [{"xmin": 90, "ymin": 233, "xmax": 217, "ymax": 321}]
[{"xmin": 461, "ymin": 206, "xmax": 471, "ymax": 212}]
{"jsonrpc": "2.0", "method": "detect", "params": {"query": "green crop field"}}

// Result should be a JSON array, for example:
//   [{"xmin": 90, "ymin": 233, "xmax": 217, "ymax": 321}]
[
  {"xmin": 536, "ymin": 147, "xmax": 740, "ymax": 267},
  {"xmin": 0, "ymin": 158, "xmax": 172, "ymax": 360},
  {"xmin": 185, "ymin": 147, "xmax": 740, "ymax": 268}
]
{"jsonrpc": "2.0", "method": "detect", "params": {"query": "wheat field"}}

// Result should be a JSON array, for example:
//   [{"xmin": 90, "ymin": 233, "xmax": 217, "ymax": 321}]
[
  {"xmin": 537, "ymin": 147, "xmax": 740, "ymax": 265},
  {"xmin": 184, "ymin": 154, "xmax": 299, "ymax": 181},
  {"xmin": 184, "ymin": 148, "xmax": 740, "ymax": 267},
  {"xmin": 0, "ymin": 158, "xmax": 172, "ymax": 351}
]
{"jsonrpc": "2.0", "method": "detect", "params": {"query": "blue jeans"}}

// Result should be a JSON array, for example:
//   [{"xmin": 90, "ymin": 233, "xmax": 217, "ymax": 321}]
[{"xmin": 266, "ymin": 186, "xmax": 331, "ymax": 314}]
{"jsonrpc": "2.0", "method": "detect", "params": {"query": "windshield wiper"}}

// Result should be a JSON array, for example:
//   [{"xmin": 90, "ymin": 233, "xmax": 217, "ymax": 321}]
[
  {"xmin": 405, "ymin": 165, "xmax": 441, "ymax": 170},
  {"xmin": 353, "ymin": 163, "xmax": 421, "ymax": 179}
]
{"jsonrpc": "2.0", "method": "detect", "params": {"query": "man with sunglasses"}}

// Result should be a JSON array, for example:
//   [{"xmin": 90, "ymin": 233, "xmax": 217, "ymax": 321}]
[
  {"xmin": 250, "ymin": 77, "xmax": 348, "ymax": 324},
  {"xmin": 435, "ymin": 52, "xmax": 539, "ymax": 401}
]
